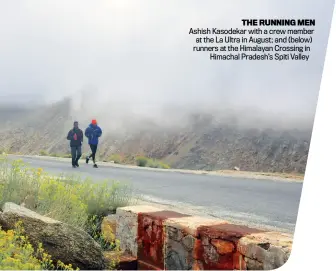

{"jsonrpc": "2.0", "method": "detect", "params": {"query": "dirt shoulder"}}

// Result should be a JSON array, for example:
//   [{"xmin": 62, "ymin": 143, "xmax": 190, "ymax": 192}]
[{"xmin": 8, "ymin": 154, "xmax": 304, "ymax": 183}]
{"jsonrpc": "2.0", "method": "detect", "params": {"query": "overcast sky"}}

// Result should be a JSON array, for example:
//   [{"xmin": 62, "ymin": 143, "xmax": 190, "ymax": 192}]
[{"xmin": 0, "ymin": 0, "xmax": 334, "ymax": 131}]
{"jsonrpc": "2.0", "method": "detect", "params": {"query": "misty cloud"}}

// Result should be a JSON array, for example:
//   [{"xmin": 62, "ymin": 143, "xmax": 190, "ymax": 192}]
[{"xmin": 0, "ymin": 0, "xmax": 334, "ymax": 133}]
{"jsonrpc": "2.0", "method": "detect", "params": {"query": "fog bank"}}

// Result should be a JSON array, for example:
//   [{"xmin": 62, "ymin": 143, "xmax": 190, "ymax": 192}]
[{"xmin": 0, "ymin": 0, "xmax": 334, "ymax": 134}]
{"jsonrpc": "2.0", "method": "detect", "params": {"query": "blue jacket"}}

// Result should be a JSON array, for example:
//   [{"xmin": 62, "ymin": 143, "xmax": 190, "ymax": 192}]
[{"xmin": 85, "ymin": 124, "xmax": 102, "ymax": 145}]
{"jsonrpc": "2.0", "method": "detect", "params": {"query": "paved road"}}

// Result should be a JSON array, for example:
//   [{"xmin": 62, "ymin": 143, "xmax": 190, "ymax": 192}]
[{"xmin": 9, "ymin": 156, "xmax": 303, "ymax": 233}]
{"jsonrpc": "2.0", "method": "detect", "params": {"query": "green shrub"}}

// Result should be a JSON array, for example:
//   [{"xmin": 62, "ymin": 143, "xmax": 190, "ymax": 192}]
[
  {"xmin": 36, "ymin": 177, "xmax": 88, "ymax": 228},
  {"xmin": 85, "ymin": 214, "xmax": 121, "ymax": 269},
  {"xmin": 135, "ymin": 156, "xmax": 170, "ymax": 169},
  {"xmin": 39, "ymin": 150, "xmax": 48, "ymax": 156},
  {"xmin": 108, "ymin": 154, "xmax": 122, "ymax": 164},
  {"xmin": 159, "ymin": 162, "xmax": 170, "ymax": 169},
  {"xmin": 144, "ymin": 158, "xmax": 171, "ymax": 169},
  {"xmin": 147, "ymin": 159, "xmax": 161, "ymax": 168},
  {"xmin": 135, "ymin": 156, "xmax": 148, "ymax": 167},
  {"xmin": 0, "ymin": 155, "xmax": 134, "ymax": 230},
  {"xmin": 0, "ymin": 159, "xmax": 40, "ymax": 209},
  {"xmin": 0, "ymin": 155, "xmax": 131, "ymax": 270},
  {"xmin": 85, "ymin": 215, "xmax": 120, "ymax": 251},
  {"xmin": 74, "ymin": 179, "xmax": 133, "ymax": 217}
]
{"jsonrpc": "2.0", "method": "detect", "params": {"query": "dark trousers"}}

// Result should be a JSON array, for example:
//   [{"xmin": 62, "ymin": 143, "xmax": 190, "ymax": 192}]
[
  {"xmin": 71, "ymin": 145, "xmax": 82, "ymax": 165},
  {"xmin": 88, "ymin": 144, "xmax": 98, "ymax": 163}
]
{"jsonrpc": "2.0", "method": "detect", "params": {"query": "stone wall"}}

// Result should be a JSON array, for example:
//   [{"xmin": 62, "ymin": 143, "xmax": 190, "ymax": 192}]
[{"xmin": 102, "ymin": 205, "xmax": 292, "ymax": 270}]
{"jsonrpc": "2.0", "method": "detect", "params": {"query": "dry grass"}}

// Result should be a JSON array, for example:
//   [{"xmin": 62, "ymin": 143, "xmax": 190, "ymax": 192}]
[{"xmin": 0, "ymin": 155, "xmax": 135, "ymax": 228}]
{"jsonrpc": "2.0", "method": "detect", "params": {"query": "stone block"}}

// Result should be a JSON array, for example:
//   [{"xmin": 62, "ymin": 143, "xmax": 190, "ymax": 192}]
[
  {"xmin": 137, "ymin": 210, "xmax": 190, "ymax": 270},
  {"xmin": 114, "ymin": 205, "xmax": 293, "ymax": 271},
  {"xmin": 116, "ymin": 205, "xmax": 163, "ymax": 257},
  {"xmin": 237, "ymin": 232, "xmax": 293, "ymax": 270},
  {"xmin": 196, "ymin": 223, "xmax": 264, "ymax": 270},
  {"xmin": 165, "ymin": 216, "xmax": 224, "ymax": 237},
  {"xmin": 244, "ymin": 257, "xmax": 264, "ymax": 270},
  {"xmin": 164, "ymin": 216, "xmax": 225, "ymax": 270}
]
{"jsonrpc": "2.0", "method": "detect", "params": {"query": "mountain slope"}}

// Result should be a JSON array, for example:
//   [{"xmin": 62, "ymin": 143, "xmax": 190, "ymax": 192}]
[{"xmin": 0, "ymin": 99, "xmax": 311, "ymax": 173}]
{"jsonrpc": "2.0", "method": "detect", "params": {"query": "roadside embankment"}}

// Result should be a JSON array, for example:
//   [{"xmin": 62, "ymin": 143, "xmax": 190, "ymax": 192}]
[{"xmin": 102, "ymin": 205, "xmax": 293, "ymax": 270}]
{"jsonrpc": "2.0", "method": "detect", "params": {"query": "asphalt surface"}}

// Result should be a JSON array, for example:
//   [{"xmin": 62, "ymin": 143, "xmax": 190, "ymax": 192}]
[{"xmin": 9, "ymin": 156, "xmax": 303, "ymax": 233}]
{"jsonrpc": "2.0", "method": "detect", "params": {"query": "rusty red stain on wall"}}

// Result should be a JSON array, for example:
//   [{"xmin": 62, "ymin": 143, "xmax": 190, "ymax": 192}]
[
  {"xmin": 192, "ymin": 239, "xmax": 204, "ymax": 260},
  {"xmin": 211, "ymin": 239, "xmax": 235, "ymax": 254},
  {"xmin": 193, "ymin": 223, "xmax": 265, "ymax": 270},
  {"xmin": 233, "ymin": 252, "xmax": 247, "ymax": 270},
  {"xmin": 132, "ymin": 209, "xmax": 269, "ymax": 270},
  {"xmin": 137, "ymin": 210, "xmax": 190, "ymax": 270},
  {"xmin": 198, "ymin": 223, "xmax": 265, "ymax": 241}
]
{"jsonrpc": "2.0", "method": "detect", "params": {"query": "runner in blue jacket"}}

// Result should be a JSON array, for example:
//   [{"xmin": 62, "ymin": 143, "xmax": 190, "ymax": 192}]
[{"xmin": 85, "ymin": 119, "xmax": 102, "ymax": 168}]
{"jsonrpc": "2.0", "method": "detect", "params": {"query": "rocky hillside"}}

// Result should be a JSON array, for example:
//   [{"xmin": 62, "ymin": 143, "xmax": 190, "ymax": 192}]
[{"xmin": 0, "ymin": 99, "xmax": 312, "ymax": 173}]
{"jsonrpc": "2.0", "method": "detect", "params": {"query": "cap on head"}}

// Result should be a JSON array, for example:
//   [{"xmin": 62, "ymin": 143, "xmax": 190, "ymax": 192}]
[{"xmin": 91, "ymin": 119, "xmax": 97, "ymax": 125}]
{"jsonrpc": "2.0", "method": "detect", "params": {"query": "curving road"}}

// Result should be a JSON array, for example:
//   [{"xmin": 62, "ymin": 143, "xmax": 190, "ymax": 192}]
[{"xmin": 8, "ymin": 155, "xmax": 303, "ymax": 233}]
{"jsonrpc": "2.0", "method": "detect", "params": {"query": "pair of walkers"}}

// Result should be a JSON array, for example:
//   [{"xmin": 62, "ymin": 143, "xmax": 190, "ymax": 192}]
[{"xmin": 66, "ymin": 119, "xmax": 102, "ymax": 168}]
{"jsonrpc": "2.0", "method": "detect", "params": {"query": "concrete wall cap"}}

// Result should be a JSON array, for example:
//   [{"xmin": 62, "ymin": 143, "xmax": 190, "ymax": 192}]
[
  {"xmin": 239, "ymin": 231, "xmax": 293, "ymax": 246},
  {"xmin": 164, "ymin": 216, "xmax": 227, "ymax": 237},
  {"xmin": 117, "ymin": 205, "xmax": 163, "ymax": 214}
]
